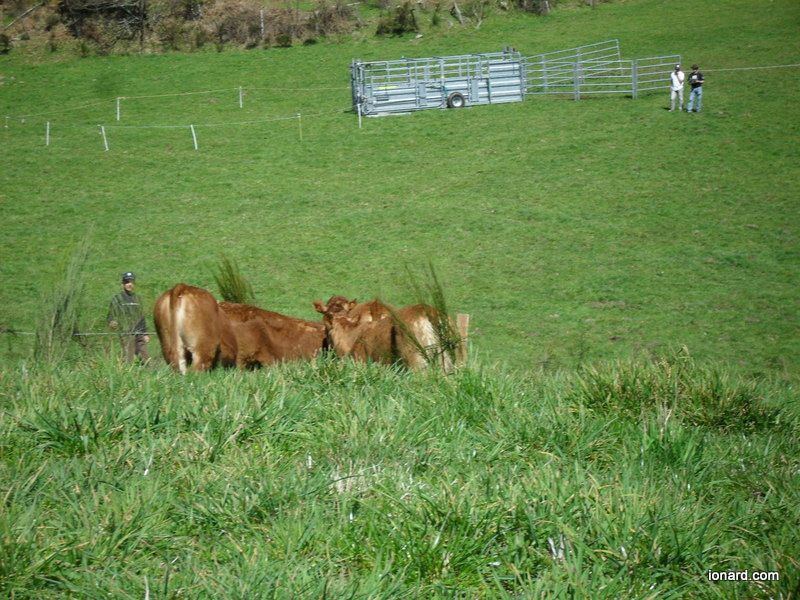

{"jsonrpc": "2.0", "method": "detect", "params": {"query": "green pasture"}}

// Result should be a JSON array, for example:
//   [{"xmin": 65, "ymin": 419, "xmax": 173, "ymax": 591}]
[
  {"xmin": 1, "ymin": 354, "xmax": 798, "ymax": 597},
  {"xmin": 1, "ymin": 1, "xmax": 800, "ymax": 596},
  {"xmin": 2, "ymin": 0, "xmax": 799, "ymax": 376}
]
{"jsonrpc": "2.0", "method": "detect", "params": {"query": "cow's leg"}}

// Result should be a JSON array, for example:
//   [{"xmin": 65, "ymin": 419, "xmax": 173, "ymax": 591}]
[{"xmin": 188, "ymin": 336, "xmax": 219, "ymax": 371}]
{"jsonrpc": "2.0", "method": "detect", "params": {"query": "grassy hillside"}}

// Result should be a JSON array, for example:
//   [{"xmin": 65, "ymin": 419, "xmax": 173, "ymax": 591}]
[
  {"xmin": 1, "ymin": 355, "xmax": 798, "ymax": 597},
  {"xmin": 2, "ymin": 0, "xmax": 799, "ymax": 376},
  {"xmin": 1, "ymin": 2, "xmax": 800, "ymax": 596}
]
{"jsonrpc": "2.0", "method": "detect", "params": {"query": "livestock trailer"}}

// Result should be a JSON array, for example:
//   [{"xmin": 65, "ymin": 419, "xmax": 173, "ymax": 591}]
[{"xmin": 351, "ymin": 49, "xmax": 525, "ymax": 116}]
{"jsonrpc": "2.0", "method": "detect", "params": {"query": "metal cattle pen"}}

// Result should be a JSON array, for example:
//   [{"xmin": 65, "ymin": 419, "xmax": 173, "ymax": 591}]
[
  {"xmin": 350, "ymin": 40, "xmax": 680, "ymax": 117},
  {"xmin": 351, "ymin": 49, "xmax": 525, "ymax": 116}
]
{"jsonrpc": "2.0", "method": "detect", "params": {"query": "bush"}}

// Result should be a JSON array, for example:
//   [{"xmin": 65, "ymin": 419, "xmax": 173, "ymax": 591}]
[
  {"xmin": 307, "ymin": 0, "xmax": 355, "ymax": 37},
  {"xmin": 154, "ymin": 16, "xmax": 186, "ymax": 50},
  {"xmin": 516, "ymin": 0, "xmax": 555, "ymax": 14},
  {"xmin": 0, "ymin": 33, "xmax": 11, "ymax": 54},
  {"xmin": 376, "ymin": 1, "xmax": 418, "ymax": 35},
  {"xmin": 202, "ymin": 0, "xmax": 262, "ymax": 48}
]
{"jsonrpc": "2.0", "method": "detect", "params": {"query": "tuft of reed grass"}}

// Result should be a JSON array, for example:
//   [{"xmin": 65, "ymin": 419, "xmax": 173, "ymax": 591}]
[
  {"xmin": 32, "ymin": 236, "xmax": 91, "ymax": 365},
  {"xmin": 212, "ymin": 255, "xmax": 255, "ymax": 304},
  {"xmin": 391, "ymin": 262, "xmax": 466, "ymax": 370}
]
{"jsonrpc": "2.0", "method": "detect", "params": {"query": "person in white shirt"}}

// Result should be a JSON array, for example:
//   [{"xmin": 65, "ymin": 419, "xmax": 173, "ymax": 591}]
[{"xmin": 669, "ymin": 64, "xmax": 685, "ymax": 112}]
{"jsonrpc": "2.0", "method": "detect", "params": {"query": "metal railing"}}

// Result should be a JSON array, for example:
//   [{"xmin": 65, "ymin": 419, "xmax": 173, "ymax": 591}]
[{"xmin": 525, "ymin": 54, "xmax": 681, "ymax": 99}]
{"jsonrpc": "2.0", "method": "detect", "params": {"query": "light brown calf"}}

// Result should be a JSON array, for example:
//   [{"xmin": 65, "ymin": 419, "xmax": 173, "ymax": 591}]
[{"xmin": 313, "ymin": 296, "xmax": 462, "ymax": 372}]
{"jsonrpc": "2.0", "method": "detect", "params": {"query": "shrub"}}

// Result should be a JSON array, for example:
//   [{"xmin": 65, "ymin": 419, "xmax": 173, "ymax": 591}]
[
  {"xmin": 430, "ymin": 2, "xmax": 442, "ymax": 26},
  {"xmin": 154, "ymin": 15, "xmax": 186, "ymax": 50},
  {"xmin": 516, "ymin": 0, "xmax": 555, "ymax": 14},
  {"xmin": 0, "ymin": 33, "xmax": 11, "ymax": 54},
  {"xmin": 201, "ymin": 0, "xmax": 262, "ymax": 48},
  {"xmin": 307, "ymin": 0, "xmax": 355, "ymax": 37},
  {"xmin": 376, "ymin": 1, "xmax": 418, "ymax": 35}
]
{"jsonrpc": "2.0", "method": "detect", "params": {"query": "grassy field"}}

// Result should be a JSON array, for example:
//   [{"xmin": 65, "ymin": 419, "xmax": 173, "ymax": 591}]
[
  {"xmin": 1, "ymin": 0, "xmax": 799, "ymax": 375},
  {"xmin": 1, "ymin": 355, "xmax": 798, "ymax": 597},
  {"xmin": 1, "ymin": 0, "xmax": 800, "ymax": 596}
]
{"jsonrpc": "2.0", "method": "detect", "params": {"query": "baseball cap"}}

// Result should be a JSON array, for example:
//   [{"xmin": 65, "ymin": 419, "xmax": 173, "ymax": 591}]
[{"xmin": 122, "ymin": 271, "xmax": 136, "ymax": 282}]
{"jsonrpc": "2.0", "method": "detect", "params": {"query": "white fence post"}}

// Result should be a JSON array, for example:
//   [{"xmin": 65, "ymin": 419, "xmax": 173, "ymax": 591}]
[
  {"xmin": 632, "ymin": 59, "xmax": 638, "ymax": 99},
  {"xmin": 573, "ymin": 62, "xmax": 581, "ymax": 101},
  {"xmin": 99, "ymin": 125, "xmax": 109, "ymax": 151},
  {"xmin": 190, "ymin": 124, "xmax": 198, "ymax": 150},
  {"xmin": 297, "ymin": 113, "xmax": 302, "ymax": 141},
  {"xmin": 4, "ymin": 116, "xmax": 8, "ymax": 129},
  {"xmin": 45, "ymin": 121, "xmax": 50, "ymax": 146},
  {"xmin": 357, "ymin": 102, "xmax": 362, "ymax": 129},
  {"xmin": 238, "ymin": 86, "xmax": 243, "ymax": 109},
  {"xmin": 116, "ymin": 97, "xmax": 122, "ymax": 121}
]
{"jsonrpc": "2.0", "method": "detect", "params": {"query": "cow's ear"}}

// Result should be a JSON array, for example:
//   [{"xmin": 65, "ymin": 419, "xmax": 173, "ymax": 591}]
[{"xmin": 313, "ymin": 300, "xmax": 327, "ymax": 314}]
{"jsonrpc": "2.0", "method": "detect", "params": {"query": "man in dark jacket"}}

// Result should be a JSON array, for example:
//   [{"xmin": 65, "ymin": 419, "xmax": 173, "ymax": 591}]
[
  {"xmin": 108, "ymin": 271, "xmax": 150, "ymax": 363},
  {"xmin": 687, "ymin": 64, "xmax": 705, "ymax": 113}
]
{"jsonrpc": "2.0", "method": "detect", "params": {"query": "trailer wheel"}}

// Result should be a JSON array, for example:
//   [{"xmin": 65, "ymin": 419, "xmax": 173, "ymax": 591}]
[{"xmin": 446, "ymin": 92, "xmax": 466, "ymax": 109}]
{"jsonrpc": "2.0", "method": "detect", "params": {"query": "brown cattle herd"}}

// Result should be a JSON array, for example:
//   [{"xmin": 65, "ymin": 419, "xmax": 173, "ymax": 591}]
[{"xmin": 153, "ymin": 283, "xmax": 467, "ymax": 374}]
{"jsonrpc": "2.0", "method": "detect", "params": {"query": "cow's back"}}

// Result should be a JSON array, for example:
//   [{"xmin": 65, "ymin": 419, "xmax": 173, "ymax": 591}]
[{"xmin": 220, "ymin": 301, "xmax": 325, "ymax": 361}]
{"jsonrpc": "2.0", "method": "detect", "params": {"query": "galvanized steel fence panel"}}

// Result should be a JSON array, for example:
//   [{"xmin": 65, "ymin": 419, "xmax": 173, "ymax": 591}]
[{"xmin": 525, "ymin": 54, "xmax": 681, "ymax": 99}]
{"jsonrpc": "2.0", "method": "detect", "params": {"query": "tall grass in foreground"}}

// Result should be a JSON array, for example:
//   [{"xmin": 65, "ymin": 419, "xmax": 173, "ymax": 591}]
[
  {"xmin": 213, "ymin": 255, "xmax": 255, "ymax": 304},
  {"xmin": 32, "ymin": 236, "xmax": 91, "ymax": 364},
  {"xmin": 391, "ymin": 263, "xmax": 466, "ymax": 369},
  {"xmin": 1, "ymin": 351, "xmax": 797, "ymax": 598}
]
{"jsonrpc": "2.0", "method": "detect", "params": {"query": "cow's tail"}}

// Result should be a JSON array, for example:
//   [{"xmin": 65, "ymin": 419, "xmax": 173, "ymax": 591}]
[
  {"xmin": 153, "ymin": 289, "xmax": 175, "ymax": 368},
  {"xmin": 171, "ymin": 284, "xmax": 191, "ymax": 374}
]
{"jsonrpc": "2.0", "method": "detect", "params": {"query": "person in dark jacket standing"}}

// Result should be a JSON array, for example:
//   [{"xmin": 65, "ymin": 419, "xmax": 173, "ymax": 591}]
[
  {"xmin": 687, "ymin": 64, "xmax": 705, "ymax": 113},
  {"xmin": 108, "ymin": 271, "xmax": 150, "ymax": 363}
]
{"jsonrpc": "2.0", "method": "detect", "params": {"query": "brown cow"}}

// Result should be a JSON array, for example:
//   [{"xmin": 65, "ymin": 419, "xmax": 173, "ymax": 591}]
[
  {"xmin": 219, "ymin": 301, "xmax": 326, "ymax": 363},
  {"xmin": 153, "ymin": 283, "xmax": 237, "ymax": 373},
  {"xmin": 229, "ymin": 319, "xmax": 278, "ymax": 369},
  {"xmin": 313, "ymin": 296, "xmax": 462, "ymax": 372}
]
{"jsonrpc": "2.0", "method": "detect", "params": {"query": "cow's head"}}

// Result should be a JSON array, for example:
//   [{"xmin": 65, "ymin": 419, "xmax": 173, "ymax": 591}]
[{"xmin": 313, "ymin": 296, "xmax": 364, "ymax": 356}]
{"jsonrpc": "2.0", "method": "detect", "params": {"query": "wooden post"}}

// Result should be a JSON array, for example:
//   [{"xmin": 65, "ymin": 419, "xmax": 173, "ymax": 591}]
[
  {"xmin": 45, "ymin": 121, "xmax": 50, "ymax": 146},
  {"xmin": 116, "ymin": 97, "xmax": 121, "ymax": 121},
  {"xmin": 260, "ymin": 9, "xmax": 265, "ymax": 40},
  {"xmin": 357, "ymin": 102, "xmax": 362, "ymax": 129},
  {"xmin": 456, "ymin": 313, "xmax": 470, "ymax": 341},
  {"xmin": 456, "ymin": 313, "xmax": 470, "ymax": 365},
  {"xmin": 238, "ymin": 86, "xmax": 243, "ymax": 109},
  {"xmin": 297, "ymin": 113, "xmax": 302, "ymax": 141}
]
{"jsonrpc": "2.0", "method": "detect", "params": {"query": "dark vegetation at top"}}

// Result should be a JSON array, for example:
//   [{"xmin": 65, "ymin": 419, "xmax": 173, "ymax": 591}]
[{"xmin": 1, "ymin": 0, "xmax": 609, "ymax": 55}]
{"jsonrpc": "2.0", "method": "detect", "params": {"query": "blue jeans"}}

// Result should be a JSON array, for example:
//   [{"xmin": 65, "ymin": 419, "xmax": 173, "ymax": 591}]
[{"xmin": 687, "ymin": 87, "xmax": 703, "ymax": 112}]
